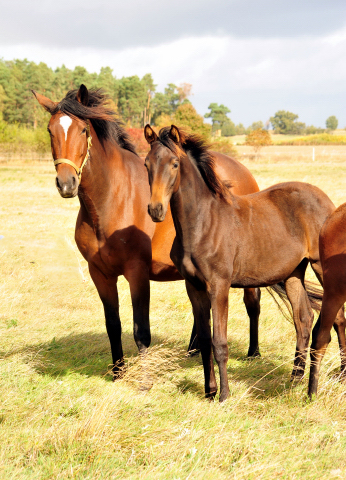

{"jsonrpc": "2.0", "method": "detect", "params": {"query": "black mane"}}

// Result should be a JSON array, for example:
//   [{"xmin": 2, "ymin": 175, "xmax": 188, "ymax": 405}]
[
  {"xmin": 52, "ymin": 89, "xmax": 137, "ymax": 155},
  {"xmin": 158, "ymin": 127, "xmax": 231, "ymax": 201}
]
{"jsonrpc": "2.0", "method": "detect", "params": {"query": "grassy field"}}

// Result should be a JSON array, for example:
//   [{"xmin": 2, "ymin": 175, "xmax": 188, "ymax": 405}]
[{"xmin": 1, "ymin": 148, "xmax": 346, "ymax": 479}]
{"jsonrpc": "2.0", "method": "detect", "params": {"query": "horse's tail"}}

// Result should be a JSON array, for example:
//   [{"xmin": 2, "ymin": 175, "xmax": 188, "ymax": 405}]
[{"xmin": 266, "ymin": 280, "xmax": 323, "ymax": 322}]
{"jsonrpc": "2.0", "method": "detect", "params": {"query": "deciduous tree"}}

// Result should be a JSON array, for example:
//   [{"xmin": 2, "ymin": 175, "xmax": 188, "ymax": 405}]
[
  {"xmin": 326, "ymin": 115, "xmax": 338, "ymax": 131},
  {"xmin": 270, "ymin": 110, "xmax": 305, "ymax": 135},
  {"xmin": 245, "ymin": 128, "xmax": 272, "ymax": 160}
]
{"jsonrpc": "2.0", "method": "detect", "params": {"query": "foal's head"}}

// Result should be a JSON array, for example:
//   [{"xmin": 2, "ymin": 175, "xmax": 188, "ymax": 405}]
[{"xmin": 144, "ymin": 124, "xmax": 182, "ymax": 222}]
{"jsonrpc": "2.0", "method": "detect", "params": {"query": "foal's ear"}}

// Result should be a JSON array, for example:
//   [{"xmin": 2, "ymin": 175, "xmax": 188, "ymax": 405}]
[
  {"xmin": 169, "ymin": 125, "xmax": 181, "ymax": 144},
  {"xmin": 31, "ymin": 91, "xmax": 57, "ymax": 114},
  {"xmin": 144, "ymin": 124, "xmax": 158, "ymax": 144},
  {"xmin": 77, "ymin": 84, "xmax": 89, "ymax": 106}
]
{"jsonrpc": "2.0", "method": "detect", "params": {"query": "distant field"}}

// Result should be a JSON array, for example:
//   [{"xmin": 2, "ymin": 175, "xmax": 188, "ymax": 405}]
[
  {"xmin": 229, "ymin": 134, "xmax": 303, "ymax": 145},
  {"xmin": 236, "ymin": 144, "xmax": 346, "ymax": 167},
  {"xmin": 223, "ymin": 132, "xmax": 346, "ymax": 146},
  {"xmin": 1, "ymin": 156, "xmax": 346, "ymax": 479}
]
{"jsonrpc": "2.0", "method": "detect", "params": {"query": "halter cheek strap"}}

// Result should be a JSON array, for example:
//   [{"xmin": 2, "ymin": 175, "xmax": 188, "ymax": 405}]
[{"xmin": 53, "ymin": 126, "xmax": 92, "ymax": 183}]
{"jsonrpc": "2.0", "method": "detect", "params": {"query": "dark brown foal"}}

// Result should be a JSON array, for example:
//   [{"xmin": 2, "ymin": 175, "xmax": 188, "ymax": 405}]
[{"xmin": 144, "ymin": 124, "xmax": 346, "ymax": 402}]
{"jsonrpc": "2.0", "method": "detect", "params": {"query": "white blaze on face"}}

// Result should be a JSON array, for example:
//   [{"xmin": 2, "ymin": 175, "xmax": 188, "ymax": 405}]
[{"xmin": 59, "ymin": 115, "xmax": 72, "ymax": 141}]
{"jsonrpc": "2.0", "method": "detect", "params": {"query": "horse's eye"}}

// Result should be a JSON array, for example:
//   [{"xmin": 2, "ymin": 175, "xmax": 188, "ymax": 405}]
[
  {"xmin": 47, "ymin": 127, "xmax": 52, "ymax": 136},
  {"xmin": 173, "ymin": 162, "xmax": 179, "ymax": 169},
  {"xmin": 81, "ymin": 128, "xmax": 86, "ymax": 134}
]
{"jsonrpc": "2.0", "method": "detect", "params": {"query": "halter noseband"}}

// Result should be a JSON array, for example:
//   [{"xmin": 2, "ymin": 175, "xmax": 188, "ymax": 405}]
[{"xmin": 53, "ymin": 122, "xmax": 92, "ymax": 183}]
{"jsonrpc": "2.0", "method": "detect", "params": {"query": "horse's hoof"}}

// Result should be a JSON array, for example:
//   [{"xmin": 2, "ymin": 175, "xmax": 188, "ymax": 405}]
[
  {"xmin": 219, "ymin": 391, "xmax": 229, "ymax": 403},
  {"xmin": 186, "ymin": 349, "xmax": 201, "ymax": 358},
  {"xmin": 247, "ymin": 351, "xmax": 261, "ymax": 359},
  {"xmin": 205, "ymin": 390, "xmax": 217, "ymax": 401},
  {"xmin": 290, "ymin": 369, "xmax": 305, "ymax": 383}
]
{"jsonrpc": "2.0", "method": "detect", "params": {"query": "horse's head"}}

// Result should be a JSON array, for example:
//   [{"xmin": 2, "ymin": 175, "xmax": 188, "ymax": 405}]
[
  {"xmin": 144, "ymin": 124, "xmax": 182, "ymax": 222},
  {"xmin": 32, "ymin": 84, "xmax": 92, "ymax": 198}
]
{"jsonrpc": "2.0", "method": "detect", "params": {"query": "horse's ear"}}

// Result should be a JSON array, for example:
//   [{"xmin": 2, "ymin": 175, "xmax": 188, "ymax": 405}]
[
  {"xmin": 77, "ymin": 84, "xmax": 89, "ymax": 106},
  {"xmin": 31, "ymin": 91, "xmax": 57, "ymax": 114},
  {"xmin": 169, "ymin": 125, "xmax": 181, "ymax": 144},
  {"xmin": 144, "ymin": 124, "xmax": 158, "ymax": 144}
]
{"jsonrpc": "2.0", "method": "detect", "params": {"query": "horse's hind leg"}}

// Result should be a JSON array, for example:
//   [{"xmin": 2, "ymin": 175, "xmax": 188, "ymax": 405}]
[
  {"xmin": 284, "ymin": 260, "xmax": 314, "ymax": 379},
  {"xmin": 311, "ymin": 261, "xmax": 346, "ymax": 371},
  {"xmin": 309, "ymin": 293, "xmax": 346, "ymax": 398},
  {"xmin": 187, "ymin": 319, "xmax": 199, "ymax": 356},
  {"xmin": 89, "ymin": 265, "xmax": 123, "ymax": 378},
  {"xmin": 124, "ymin": 263, "xmax": 152, "ymax": 390},
  {"xmin": 244, "ymin": 287, "xmax": 261, "ymax": 357},
  {"xmin": 185, "ymin": 281, "xmax": 217, "ymax": 399}
]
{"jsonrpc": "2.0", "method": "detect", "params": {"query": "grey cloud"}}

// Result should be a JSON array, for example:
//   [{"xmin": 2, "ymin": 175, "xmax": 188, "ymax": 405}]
[{"xmin": 0, "ymin": 0, "xmax": 345, "ymax": 50}]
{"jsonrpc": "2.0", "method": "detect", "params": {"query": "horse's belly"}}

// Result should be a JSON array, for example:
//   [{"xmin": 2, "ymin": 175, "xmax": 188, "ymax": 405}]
[{"xmin": 231, "ymin": 250, "xmax": 305, "ymax": 288}]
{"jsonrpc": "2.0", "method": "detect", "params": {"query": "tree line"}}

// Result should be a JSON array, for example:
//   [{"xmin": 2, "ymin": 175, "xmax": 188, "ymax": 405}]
[
  {"xmin": 0, "ymin": 59, "xmax": 340, "ymax": 137},
  {"xmin": 0, "ymin": 59, "xmax": 195, "ymax": 129}
]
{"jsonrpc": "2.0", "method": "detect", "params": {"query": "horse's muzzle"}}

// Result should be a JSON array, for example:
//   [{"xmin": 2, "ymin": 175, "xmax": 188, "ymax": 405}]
[
  {"xmin": 55, "ymin": 175, "xmax": 78, "ymax": 198},
  {"xmin": 148, "ymin": 202, "xmax": 166, "ymax": 222}
]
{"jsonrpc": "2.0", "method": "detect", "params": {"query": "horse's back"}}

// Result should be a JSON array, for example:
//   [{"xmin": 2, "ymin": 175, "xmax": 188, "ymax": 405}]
[
  {"xmin": 231, "ymin": 181, "xmax": 335, "ymax": 276},
  {"xmin": 249, "ymin": 181, "xmax": 334, "ymax": 217}
]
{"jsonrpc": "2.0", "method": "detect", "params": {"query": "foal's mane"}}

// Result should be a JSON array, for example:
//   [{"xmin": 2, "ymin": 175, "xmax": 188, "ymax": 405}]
[
  {"xmin": 51, "ymin": 89, "xmax": 137, "ymax": 155},
  {"xmin": 158, "ymin": 127, "xmax": 231, "ymax": 201}
]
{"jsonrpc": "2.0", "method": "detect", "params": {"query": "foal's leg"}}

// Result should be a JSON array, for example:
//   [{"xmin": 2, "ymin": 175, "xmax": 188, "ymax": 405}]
[
  {"xmin": 244, "ymin": 287, "xmax": 261, "ymax": 357},
  {"xmin": 187, "ymin": 286, "xmax": 261, "ymax": 358},
  {"xmin": 284, "ymin": 261, "xmax": 314, "ymax": 379},
  {"xmin": 89, "ymin": 265, "xmax": 123, "ymax": 378},
  {"xmin": 210, "ymin": 282, "xmax": 231, "ymax": 402},
  {"xmin": 185, "ymin": 281, "xmax": 217, "ymax": 398},
  {"xmin": 309, "ymin": 293, "xmax": 346, "ymax": 398},
  {"xmin": 124, "ymin": 263, "xmax": 152, "ymax": 390}
]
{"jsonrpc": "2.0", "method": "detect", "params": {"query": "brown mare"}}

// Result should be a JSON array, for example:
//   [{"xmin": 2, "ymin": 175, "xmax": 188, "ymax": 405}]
[
  {"xmin": 308, "ymin": 204, "xmax": 346, "ymax": 398},
  {"xmin": 32, "ymin": 84, "xmax": 261, "ymax": 383},
  {"xmin": 144, "ymin": 124, "xmax": 346, "ymax": 402}
]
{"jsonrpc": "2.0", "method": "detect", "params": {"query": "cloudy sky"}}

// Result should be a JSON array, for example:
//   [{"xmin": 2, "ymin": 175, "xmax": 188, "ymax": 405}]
[{"xmin": 0, "ymin": 0, "xmax": 345, "ymax": 127}]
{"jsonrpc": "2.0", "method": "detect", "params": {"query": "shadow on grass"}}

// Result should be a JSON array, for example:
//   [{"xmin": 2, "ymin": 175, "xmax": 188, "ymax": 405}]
[{"xmin": 0, "ymin": 330, "xmax": 299, "ymax": 399}]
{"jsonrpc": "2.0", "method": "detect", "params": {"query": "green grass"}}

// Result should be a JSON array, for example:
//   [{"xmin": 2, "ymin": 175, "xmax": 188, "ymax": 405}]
[
  {"xmin": 1, "ymin": 158, "xmax": 346, "ymax": 478},
  {"xmin": 0, "ymin": 121, "xmax": 50, "ymax": 158}
]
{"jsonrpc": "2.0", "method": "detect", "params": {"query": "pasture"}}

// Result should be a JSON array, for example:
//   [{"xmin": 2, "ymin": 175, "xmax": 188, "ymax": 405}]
[{"xmin": 1, "ymin": 148, "xmax": 346, "ymax": 479}]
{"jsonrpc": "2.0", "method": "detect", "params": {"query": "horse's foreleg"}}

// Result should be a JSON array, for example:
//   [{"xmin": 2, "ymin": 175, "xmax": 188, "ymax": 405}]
[
  {"xmin": 243, "ymin": 287, "xmax": 261, "ymax": 357},
  {"xmin": 89, "ymin": 265, "xmax": 123, "ymax": 378},
  {"xmin": 210, "ymin": 282, "xmax": 230, "ymax": 402},
  {"xmin": 124, "ymin": 263, "xmax": 152, "ymax": 390},
  {"xmin": 185, "ymin": 281, "xmax": 217, "ymax": 399},
  {"xmin": 285, "ymin": 262, "xmax": 314, "ymax": 379}
]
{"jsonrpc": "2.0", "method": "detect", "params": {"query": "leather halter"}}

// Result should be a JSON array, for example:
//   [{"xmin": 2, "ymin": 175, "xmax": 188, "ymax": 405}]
[{"xmin": 53, "ymin": 122, "xmax": 92, "ymax": 183}]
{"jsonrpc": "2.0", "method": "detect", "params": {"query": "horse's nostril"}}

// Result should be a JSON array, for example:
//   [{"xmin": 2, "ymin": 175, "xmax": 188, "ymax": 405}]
[
  {"xmin": 72, "ymin": 176, "xmax": 77, "ymax": 187},
  {"xmin": 55, "ymin": 177, "xmax": 61, "ymax": 189},
  {"xmin": 158, "ymin": 204, "xmax": 163, "ymax": 216}
]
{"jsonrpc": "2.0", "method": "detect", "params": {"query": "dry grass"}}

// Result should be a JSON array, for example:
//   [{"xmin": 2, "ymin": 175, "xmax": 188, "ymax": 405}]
[{"xmin": 1, "ymin": 153, "xmax": 346, "ymax": 479}]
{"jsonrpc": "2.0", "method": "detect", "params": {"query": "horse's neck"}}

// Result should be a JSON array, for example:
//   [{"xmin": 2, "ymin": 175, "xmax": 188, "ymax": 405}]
[
  {"xmin": 78, "ymin": 136, "xmax": 126, "ymax": 235},
  {"xmin": 170, "ymin": 153, "xmax": 215, "ymax": 247}
]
